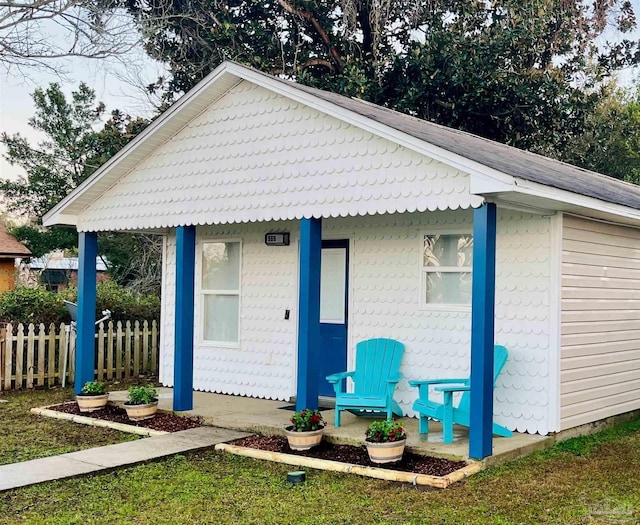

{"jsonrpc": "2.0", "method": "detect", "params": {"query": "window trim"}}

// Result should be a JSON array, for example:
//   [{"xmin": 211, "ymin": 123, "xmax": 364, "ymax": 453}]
[
  {"xmin": 419, "ymin": 228, "xmax": 473, "ymax": 312},
  {"xmin": 198, "ymin": 238, "xmax": 242, "ymax": 347}
]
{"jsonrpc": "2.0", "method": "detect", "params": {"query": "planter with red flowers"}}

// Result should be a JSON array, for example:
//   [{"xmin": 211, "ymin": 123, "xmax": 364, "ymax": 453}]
[
  {"xmin": 284, "ymin": 409, "xmax": 325, "ymax": 451},
  {"xmin": 365, "ymin": 419, "xmax": 407, "ymax": 464}
]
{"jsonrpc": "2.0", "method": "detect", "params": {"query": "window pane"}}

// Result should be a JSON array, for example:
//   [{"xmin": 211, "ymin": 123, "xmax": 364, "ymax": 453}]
[
  {"xmin": 202, "ymin": 242, "xmax": 240, "ymax": 290},
  {"xmin": 424, "ymin": 234, "xmax": 473, "ymax": 268},
  {"xmin": 425, "ymin": 272, "xmax": 472, "ymax": 304},
  {"xmin": 320, "ymin": 247, "xmax": 346, "ymax": 324},
  {"xmin": 203, "ymin": 295, "xmax": 239, "ymax": 342}
]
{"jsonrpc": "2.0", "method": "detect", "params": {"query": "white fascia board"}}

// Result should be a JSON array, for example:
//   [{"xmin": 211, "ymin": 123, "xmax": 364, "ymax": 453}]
[
  {"xmin": 505, "ymin": 177, "xmax": 640, "ymax": 224},
  {"xmin": 469, "ymin": 168, "xmax": 640, "ymax": 224},
  {"xmin": 469, "ymin": 170, "xmax": 517, "ymax": 194},
  {"xmin": 44, "ymin": 212, "xmax": 78, "ymax": 227},
  {"xmin": 43, "ymin": 64, "xmax": 244, "ymax": 228}
]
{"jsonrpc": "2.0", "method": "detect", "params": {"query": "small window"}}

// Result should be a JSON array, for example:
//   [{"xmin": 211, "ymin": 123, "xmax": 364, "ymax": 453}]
[
  {"xmin": 201, "ymin": 241, "xmax": 241, "ymax": 344},
  {"xmin": 421, "ymin": 233, "xmax": 473, "ymax": 306}
]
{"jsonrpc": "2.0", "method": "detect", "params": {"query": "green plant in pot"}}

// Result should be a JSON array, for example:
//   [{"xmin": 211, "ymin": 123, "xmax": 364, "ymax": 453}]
[
  {"xmin": 284, "ymin": 409, "xmax": 325, "ymax": 451},
  {"xmin": 76, "ymin": 380, "xmax": 108, "ymax": 412},
  {"xmin": 365, "ymin": 419, "xmax": 407, "ymax": 464},
  {"xmin": 123, "ymin": 384, "xmax": 158, "ymax": 421}
]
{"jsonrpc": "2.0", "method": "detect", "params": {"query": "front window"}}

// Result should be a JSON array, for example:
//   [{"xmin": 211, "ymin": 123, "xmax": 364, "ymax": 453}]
[
  {"xmin": 421, "ymin": 233, "xmax": 473, "ymax": 306},
  {"xmin": 201, "ymin": 241, "xmax": 241, "ymax": 343}
]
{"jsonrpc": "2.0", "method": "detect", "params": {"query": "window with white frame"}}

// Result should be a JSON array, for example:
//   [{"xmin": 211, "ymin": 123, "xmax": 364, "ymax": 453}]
[
  {"xmin": 201, "ymin": 241, "xmax": 241, "ymax": 344},
  {"xmin": 421, "ymin": 232, "xmax": 473, "ymax": 306}
]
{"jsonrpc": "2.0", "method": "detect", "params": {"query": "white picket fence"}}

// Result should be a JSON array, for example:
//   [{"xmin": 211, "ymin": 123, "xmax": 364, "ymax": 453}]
[{"xmin": 0, "ymin": 320, "xmax": 159, "ymax": 390}]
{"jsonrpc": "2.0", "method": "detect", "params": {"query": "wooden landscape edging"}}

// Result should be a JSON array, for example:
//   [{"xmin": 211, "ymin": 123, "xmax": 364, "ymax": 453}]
[
  {"xmin": 0, "ymin": 320, "xmax": 159, "ymax": 391},
  {"xmin": 214, "ymin": 443, "xmax": 482, "ymax": 488},
  {"xmin": 30, "ymin": 404, "xmax": 168, "ymax": 437}
]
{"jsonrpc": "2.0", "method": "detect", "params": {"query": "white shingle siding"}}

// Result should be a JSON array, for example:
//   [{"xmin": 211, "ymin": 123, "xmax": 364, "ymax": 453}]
[
  {"xmin": 75, "ymin": 81, "xmax": 479, "ymax": 232},
  {"xmin": 158, "ymin": 233, "xmax": 176, "ymax": 386},
  {"xmin": 161, "ymin": 222, "xmax": 299, "ymax": 400},
  {"xmin": 160, "ymin": 209, "xmax": 554, "ymax": 434},
  {"xmin": 560, "ymin": 215, "xmax": 640, "ymax": 430}
]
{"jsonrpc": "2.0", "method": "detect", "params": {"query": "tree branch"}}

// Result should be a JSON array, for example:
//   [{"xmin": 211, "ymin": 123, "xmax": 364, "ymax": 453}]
[{"xmin": 277, "ymin": 0, "xmax": 343, "ymax": 73}]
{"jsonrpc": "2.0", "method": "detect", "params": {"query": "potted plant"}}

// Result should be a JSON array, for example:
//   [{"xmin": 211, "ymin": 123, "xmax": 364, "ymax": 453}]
[
  {"xmin": 123, "ymin": 384, "xmax": 158, "ymax": 421},
  {"xmin": 284, "ymin": 409, "xmax": 325, "ymax": 451},
  {"xmin": 365, "ymin": 419, "xmax": 407, "ymax": 464},
  {"xmin": 76, "ymin": 380, "xmax": 108, "ymax": 412}
]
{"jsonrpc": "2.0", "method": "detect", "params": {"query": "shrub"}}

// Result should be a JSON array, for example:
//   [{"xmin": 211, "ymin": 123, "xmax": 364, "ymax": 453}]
[
  {"xmin": 62, "ymin": 280, "xmax": 161, "ymax": 322},
  {"xmin": 0, "ymin": 282, "xmax": 160, "ymax": 326},
  {"xmin": 0, "ymin": 286, "xmax": 68, "ymax": 325}
]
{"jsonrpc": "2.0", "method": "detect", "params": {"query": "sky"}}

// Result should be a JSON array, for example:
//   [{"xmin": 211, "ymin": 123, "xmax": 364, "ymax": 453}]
[{"xmin": 0, "ymin": 41, "xmax": 164, "ymax": 182}]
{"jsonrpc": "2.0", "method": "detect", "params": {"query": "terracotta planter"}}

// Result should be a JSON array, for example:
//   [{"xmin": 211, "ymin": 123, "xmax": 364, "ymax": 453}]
[
  {"xmin": 366, "ymin": 439, "xmax": 406, "ymax": 464},
  {"xmin": 76, "ymin": 394, "xmax": 108, "ymax": 412},
  {"xmin": 124, "ymin": 400, "xmax": 158, "ymax": 421},
  {"xmin": 284, "ymin": 427, "xmax": 324, "ymax": 451}
]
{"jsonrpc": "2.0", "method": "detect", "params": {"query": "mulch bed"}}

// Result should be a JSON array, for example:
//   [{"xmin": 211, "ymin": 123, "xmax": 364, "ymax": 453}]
[
  {"xmin": 230, "ymin": 435, "xmax": 467, "ymax": 477},
  {"xmin": 49, "ymin": 402, "xmax": 203, "ymax": 432}
]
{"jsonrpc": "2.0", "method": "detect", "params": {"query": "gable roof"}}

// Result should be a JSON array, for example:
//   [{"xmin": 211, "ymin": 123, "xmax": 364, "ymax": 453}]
[
  {"xmin": 0, "ymin": 225, "xmax": 31, "ymax": 257},
  {"xmin": 43, "ymin": 61, "xmax": 640, "ymax": 228}
]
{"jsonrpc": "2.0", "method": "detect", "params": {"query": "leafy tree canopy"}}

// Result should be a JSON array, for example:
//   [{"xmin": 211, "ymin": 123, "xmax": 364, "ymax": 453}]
[
  {"xmin": 125, "ymin": 0, "xmax": 639, "ymax": 160},
  {"xmin": 563, "ymin": 85, "xmax": 640, "ymax": 184}
]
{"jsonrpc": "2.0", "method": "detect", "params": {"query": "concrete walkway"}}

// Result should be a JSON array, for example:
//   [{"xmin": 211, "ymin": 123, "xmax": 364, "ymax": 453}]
[{"xmin": 0, "ymin": 426, "xmax": 249, "ymax": 492}]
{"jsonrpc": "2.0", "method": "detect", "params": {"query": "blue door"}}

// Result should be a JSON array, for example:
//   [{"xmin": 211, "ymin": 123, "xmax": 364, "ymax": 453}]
[{"xmin": 318, "ymin": 239, "xmax": 349, "ymax": 397}]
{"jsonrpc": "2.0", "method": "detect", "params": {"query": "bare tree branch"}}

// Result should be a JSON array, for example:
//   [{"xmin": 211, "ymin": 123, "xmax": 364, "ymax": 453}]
[{"xmin": 0, "ymin": 0, "xmax": 140, "ymax": 75}]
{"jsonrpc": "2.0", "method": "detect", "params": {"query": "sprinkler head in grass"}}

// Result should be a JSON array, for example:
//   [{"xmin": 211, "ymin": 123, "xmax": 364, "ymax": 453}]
[{"xmin": 287, "ymin": 471, "xmax": 306, "ymax": 485}]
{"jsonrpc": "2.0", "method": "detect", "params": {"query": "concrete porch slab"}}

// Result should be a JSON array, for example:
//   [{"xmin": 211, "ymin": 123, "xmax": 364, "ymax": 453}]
[{"xmin": 109, "ymin": 388, "xmax": 551, "ymax": 464}]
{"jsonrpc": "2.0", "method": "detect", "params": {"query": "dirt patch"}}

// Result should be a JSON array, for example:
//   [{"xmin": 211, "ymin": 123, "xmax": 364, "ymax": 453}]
[
  {"xmin": 231, "ymin": 434, "xmax": 467, "ymax": 477},
  {"xmin": 49, "ymin": 402, "xmax": 203, "ymax": 433}
]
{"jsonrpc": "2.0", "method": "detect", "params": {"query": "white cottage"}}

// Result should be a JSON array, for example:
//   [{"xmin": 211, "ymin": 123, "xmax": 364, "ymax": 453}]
[{"xmin": 44, "ymin": 61, "xmax": 640, "ymax": 459}]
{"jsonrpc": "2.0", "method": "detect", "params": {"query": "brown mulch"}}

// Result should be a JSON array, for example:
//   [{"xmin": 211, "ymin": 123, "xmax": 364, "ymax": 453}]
[
  {"xmin": 49, "ymin": 402, "xmax": 203, "ymax": 432},
  {"xmin": 230, "ymin": 434, "xmax": 468, "ymax": 477}
]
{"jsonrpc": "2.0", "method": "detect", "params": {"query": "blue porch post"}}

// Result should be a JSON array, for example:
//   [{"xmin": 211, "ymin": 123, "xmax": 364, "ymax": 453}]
[
  {"xmin": 469, "ymin": 203, "xmax": 497, "ymax": 459},
  {"xmin": 296, "ymin": 217, "xmax": 322, "ymax": 411},
  {"xmin": 173, "ymin": 225, "xmax": 196, "ymax": 411},
  {"xmin": 75, "ymin": 232, "xmax": 97, "ymax": 394}
]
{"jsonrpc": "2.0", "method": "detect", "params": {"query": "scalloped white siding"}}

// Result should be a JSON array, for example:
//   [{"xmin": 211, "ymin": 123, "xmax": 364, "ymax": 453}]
[
  {"xmin": 160, "ymin": 209, "xmax": 554, "ymax": 435},
  {"xmin": 161, "ymin": 222, "xmax": 300, "ymax": 400},
  {"xmin": 75, "ymin": 81, "xmax": 479, "ymax": 232}
]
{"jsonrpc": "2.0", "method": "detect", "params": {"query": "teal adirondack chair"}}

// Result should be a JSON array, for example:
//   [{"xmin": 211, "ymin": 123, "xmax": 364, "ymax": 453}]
[
  {"xmin": 408, "ymin": 345, "xmax": 513, "ymax": 444},
  {"xmin": 326, "ymin": 338, "xmax": 404, "ymax": 428}
]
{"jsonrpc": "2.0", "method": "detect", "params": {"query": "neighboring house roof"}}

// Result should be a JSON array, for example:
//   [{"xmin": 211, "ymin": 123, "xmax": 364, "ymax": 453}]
[
  {"xmin": 29, "ymin": 251, "xmax": 107, "ymax": 272},
  {"xmin": 43, "ymin": 61, "xmax": 640, "ymax": 229},
  {"xmin": 0, "ymin": 225, "xmax": 31, "ymax": 257}
]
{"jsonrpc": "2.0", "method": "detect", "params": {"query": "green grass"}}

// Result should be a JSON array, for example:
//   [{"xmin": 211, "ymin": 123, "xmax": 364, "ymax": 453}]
[
  {"xmin": 0, "ymin": 389, "xmax": 638, "ymax": 524},
  {"xmin": 0, "ymin": 384, "xmax": 139, "ymax": 465}
]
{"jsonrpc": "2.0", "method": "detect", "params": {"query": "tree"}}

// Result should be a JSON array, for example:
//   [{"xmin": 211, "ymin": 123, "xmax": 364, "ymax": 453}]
[
  {"xmin": 0, "ymin": 82, "xmax": 161, "ymax": 294},
  {"xmin": 1, "ymin": 83, "xmax": 149, "ymax": 218},
  {"xmin": 0, "ymin": 0, "xmax": 139, "ymax": 73},
  {"xmin": 8, "ymin": 224, "xmax": 77, "ymax": 259},
  {"xmin": 563, "ymin": 83, "xmax": 640, "ymax": 184},
  {"xmin": 125, "ymin": 0, "xmax": 639, "ymax": 165},
  {"xmin": 1, "ymin": 82, "xmax": 106, "ymax": 218}
]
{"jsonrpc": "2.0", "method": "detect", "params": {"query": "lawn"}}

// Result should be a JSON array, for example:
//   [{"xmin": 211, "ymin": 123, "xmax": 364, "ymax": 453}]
[
  {"xmin": 0, "ymin": 388, "xmax": 638, "ymax": 524},
  {"xmin": 0, "ymin": 385, "xmax": 139, "ymax": 466}
]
